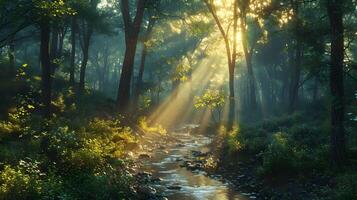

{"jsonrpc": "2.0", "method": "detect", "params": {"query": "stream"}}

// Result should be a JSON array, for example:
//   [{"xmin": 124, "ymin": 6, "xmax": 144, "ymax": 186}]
[{"xmin": 138, "ymin": 126, "xmax": 248, "ymax": 200}]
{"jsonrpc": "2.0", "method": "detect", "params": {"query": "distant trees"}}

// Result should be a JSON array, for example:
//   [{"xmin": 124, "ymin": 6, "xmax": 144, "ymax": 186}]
[
  {"xmin": 34, "ymin": 0, "xmax": 76, "ymax": 117},
  {"xmin": 238, "ymin": 0, "xmax": 258, "ymax": 111}
]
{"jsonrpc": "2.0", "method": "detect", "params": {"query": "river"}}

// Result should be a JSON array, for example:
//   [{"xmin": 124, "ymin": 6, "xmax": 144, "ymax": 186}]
[{"xmin": 138, "ymin": 127, "xmax": 248, "ymax": 200}]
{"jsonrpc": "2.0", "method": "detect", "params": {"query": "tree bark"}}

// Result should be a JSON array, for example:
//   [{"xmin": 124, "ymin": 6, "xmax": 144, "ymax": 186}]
[
  {"xmin": 288, "ymin": 4, "xmax": 303, "ymax": 113},
  {"xmin": 240, "ymin": 7, "xmax": 257, "ymax": 111},
  {"xmin": 79, "ymin": 43, "xmax": 89, "ymax": 92},
  {"xmin": 50, "ymin": 27, "xmax": 59, "ymax": 75},
  {"xmin": 102, "ymin": 45, "xmax": 109, "ymax": 92},
  {"xmin": 327, "ymin": 0, "xmax": 346, "ymax": 167},
  {"xmin": 133, "ymin": 43, "xmax": 148, "ymax": 107},
  {"xmin": 117, "ymin": 0, "xmax": 146, "ymax": 111},
  {"xmin": 78, "ymin": 20, "xmax": 93, "ymax": 93},
  {"xmin": 40, "ymin": 21, "xmax": 52, "ymax": 117},
  {"xmin": 8, "ymin": 36, "xmax": 15, "ymax": 77},
  {"xmin": 133, "ymin": 17, "xmax": 156, "ymax": 109},
  {"xmin": 70, "ymin": 16, "xmax": 76, "ymax": 85},
  {"xmin": 204, "ymin": 0, "xmax": 238, "ymax": 128},
  {"xmin": 288, "ymin": 41, "xmax": 302, "ymax": 113}
]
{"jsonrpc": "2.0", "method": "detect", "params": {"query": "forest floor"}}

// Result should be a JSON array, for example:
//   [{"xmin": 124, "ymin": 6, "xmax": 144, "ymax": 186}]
[{"xmin": 130, "ymin": 124, "xmax": 337, "ymax": 200}]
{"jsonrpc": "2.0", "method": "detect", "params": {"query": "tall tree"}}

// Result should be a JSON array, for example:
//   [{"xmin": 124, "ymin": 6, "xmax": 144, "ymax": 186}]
[
  {"xmin": 238, "ymin": 0, "xmax": 258, "ymax": 111},
  {"xmin": 34, "ymin": 0, "xmax": 75, "ymax": 116},
  {"xmin": 70, "ymin": 16, "xmax": 77, "ymax": 85},
  {"xmin": 78, "ymin": 0, "xmax": 98, "ymax": 93},
  {"xmin": 116, "ymin": 0, "xmax": 146, "ymax": 111},
  {"xmin": 133, "ymin": 15, "xmax": 156, "ymax": 109},
  {"xmin": 204, "ymin": 0, "xmax": 238, "ymax": 127},
  {"xmin": 39, "ymin": 19, "xmax": 52, "ymax": 117},
  {"xmin": 327, "ymin": 0, "xmax": 346, "ymax": 167},
  {"xmin": 287, "ymin": 0, "xmax": 303, "ymax": 113}
]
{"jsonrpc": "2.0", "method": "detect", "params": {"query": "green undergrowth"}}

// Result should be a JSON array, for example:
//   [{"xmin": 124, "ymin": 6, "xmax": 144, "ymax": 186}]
[
  {"xmin": 220, "ymin": 111, "xmax": 357, "ymax": 198},
  {"xmin": 0, "ymin": 83, "xmax": 139, "ymax": 199}
]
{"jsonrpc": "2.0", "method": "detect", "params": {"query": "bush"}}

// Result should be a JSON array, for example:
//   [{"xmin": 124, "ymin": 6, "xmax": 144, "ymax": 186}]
[
  {"xmin": 138, "ymin": 116, "xmax": 167, "ymax": 135},
  {"xmin": 0, "ymin": 159, "xmax": 45, "ymax": 200},
  {"xmin": 86, "ymin": 118, "xmax": 138, "ymax": 157},
  {"xmin": 335, "ymin": 173, "xmax": 357, "ymax": 200},
  {"xmin": 258, "ymin": 132, "xmax": 296, "ymax": 176},
  {"xmin": 236, "ymin": 126, "xmax": 269, "ymax": 154}
]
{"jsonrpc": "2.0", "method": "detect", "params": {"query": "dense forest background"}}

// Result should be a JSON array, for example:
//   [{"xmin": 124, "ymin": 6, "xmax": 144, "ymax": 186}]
[{"xmin": 0, "ymin": 0, "xmax": 356, "ymax": 199}]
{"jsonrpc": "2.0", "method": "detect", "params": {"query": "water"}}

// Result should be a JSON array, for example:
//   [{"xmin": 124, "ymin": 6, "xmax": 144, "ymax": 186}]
[{"xmin": 139, "ymin": 129, "xmax": 247, "ymax": 200}]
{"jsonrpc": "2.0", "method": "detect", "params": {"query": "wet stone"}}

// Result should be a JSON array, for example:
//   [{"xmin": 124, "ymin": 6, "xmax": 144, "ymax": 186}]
[
  {"xmin": 139, "ymin": 154, "xmax": 151, "ymax": 159},
  {"xmin": 167, "ymin": 185, "xmax": 182, "ymax": 190},
  {"xmin": 137, "ymin": 186, "xmax": 157, "ymax": 198}
]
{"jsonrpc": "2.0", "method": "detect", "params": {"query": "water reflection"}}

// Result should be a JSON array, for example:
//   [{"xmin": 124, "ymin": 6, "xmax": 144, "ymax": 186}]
[{"xmin": 140, "ymin": 131, "xmax": 247, "ymax": 200}]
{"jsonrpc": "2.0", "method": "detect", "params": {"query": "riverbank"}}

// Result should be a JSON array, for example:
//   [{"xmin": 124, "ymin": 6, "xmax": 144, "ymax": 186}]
[{"xmin": 131, "ymin": 125, "xmax": 248, "ymax": 200}]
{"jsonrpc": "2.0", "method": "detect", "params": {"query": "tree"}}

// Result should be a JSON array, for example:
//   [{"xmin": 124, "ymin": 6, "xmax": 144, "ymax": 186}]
[
  {"xmin": 133, "ymin": 14, "xmax": 157, "ymax": 110},
  {"xmin": 204, "ymin": 0, "xmax": 238, "ymax": 128},
  {"xmin": 39, "ymin": 19, "xmax": 52, "ymax": 117},
  {"xmin": 116, "ymin": 0, "xmax": 147, "ymax": 111},
  {"xmin": 70, "ymin": 16, "xmax": 77, "ymax": 85},
  {"xmin": 78, "ymin": 0, "xmax": 99, "ymax": 93},
  {"xmin": 327, "ymin": 0, "xmax": 346, "ymax": 167},
  {"xmin": 194, "ymin": 89, "xmax": 225, "ymax": 123},
  {"xmin": 238, "ymin": 0, "xmax": 258, "ymax": 111},
  {"xmin": 33, "ymin": 0, "xmax": 76, "ymax": 117}
]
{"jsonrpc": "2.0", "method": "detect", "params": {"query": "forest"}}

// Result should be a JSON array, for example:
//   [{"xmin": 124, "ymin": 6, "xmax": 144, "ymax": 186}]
[{"xmin": 0, "ymin": 0, "xmax": 356, "ymax": 199}]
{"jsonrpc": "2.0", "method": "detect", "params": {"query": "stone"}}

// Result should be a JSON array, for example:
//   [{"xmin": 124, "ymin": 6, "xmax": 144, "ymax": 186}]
[
  {"xmin": 167, "ymin": 185, "xmax": 182, "ymax": 190},
  {"xmin": 151, "ymin": 177, "xmax": 162, "ymax": 182},
  {"xmin": 137, "ymin": 186, "xmax": 156, "ymax": 197}
]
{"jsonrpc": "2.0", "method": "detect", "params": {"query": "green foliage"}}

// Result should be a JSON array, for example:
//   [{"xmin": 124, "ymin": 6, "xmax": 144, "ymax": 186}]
[
  {"xmin": 0, "ymin": 159, "xmax": 44, "ymax": 200},
  {"xmin": 224, "ymin": 113, "xmax": 330, "ymax": 177},
  {"xmin": 0, "ymin": 89, "xmax": 138, "ymax": 199},
  {"xmin": 194, "ymin": 89, "xmax": 225, "ymax": 123},
  {"xmin": 172, "ymin": 62, "xmax": 191, "ymax": 82},
  {"xmin": 138, "ymin": 116, "xmax": 167, "ymax": 135},
  {"xmin": 34, "ymin": 0, "xmax": 76, "ymax": 19},
  {"xmin": 258, "ymin": 132, "xmax": 295, "ymax": 176},
  {"xmin": 335, "ymin": 172, "xmax": 357, "ymax": 200},
  {"xmin": 194, "ymin": 89, "xmax": 225, "ymax": 110}
]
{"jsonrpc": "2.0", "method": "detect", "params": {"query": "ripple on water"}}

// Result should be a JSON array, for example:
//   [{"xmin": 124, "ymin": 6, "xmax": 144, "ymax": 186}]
[{"xmin": 140, "ymin": 130, "xmax": 247, "ymax": 200}]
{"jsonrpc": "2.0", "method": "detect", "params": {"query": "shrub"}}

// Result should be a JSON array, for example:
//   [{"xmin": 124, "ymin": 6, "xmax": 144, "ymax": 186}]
[
  {"xmin": 236, "ymin": 126, "xmax": 270, "ymax": 154},
  {"xmin": 86, "ymin": 118, "xmax": 138, "ymax": 157},
  {"xmin": 259, "ymin": 132, "xmax": 296, "ymax": 176},
  {"xmin": 335, "ymin": 173, "xmax": 357, "ymax": 200},
  {"xmin": 138, "ymin": 116, "xmax": 167, "ymax": 135},
  {"xmin": 0, "ymin": 159, "xmax": 43, "ymax": 200}
]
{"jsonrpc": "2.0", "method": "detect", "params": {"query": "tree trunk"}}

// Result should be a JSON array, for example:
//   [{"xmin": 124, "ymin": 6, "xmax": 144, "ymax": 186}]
[
  {"xmin": 117, "ymin": 0, "xmax": 146, "ymax": 111},
  {"xmin": 117, "ymin": 38, "xmax": 139, "ymax": 109},
  {"xmin": 227, "ymin": 0, "xmax": 238, "ymax": 129},
  {"xmin": 327, "ymin": 0, "xmax": 346, "ymax": 167},
  {"xmin": 312, "ymin": 77, "xmax": 318, "ymax": 102},
  {"xmin": 288, "ymin": 41, "xmax": 302, "ymax": 113},
  {"xmin": 78, "ymin": 19, "xmax": 93, "ymax": 93},
  {"xmin": 102, "ymin": 47, "xmax": 109, "ymax": 92},
  {"xmin": 133, "ymin": 17, "xmax": 155, "ymax": 109},
  {"xmin": 50, "ymin": 28, "xmax": 58, "ymax": 75},
  {"xmin": 79, "ymin": 44, "xmax": 89, "ymax": 92},
  {"xmin": 70, "ymin": 16, "xmax": 76, "ymax": 85},
  {"xmin": 40, "ymin": 21, "xmax": 52, "ymax": 117},
  {"xmin": 133, "ymin": 43, "xmax": 148, "ymax": 108},
  {"xmin": 241, "ymin": 14, "xmax": 257, "ymax": 111},
  {"xmin": 8, "ymin": 36, "xmax": 15, "ymax": 77}
]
